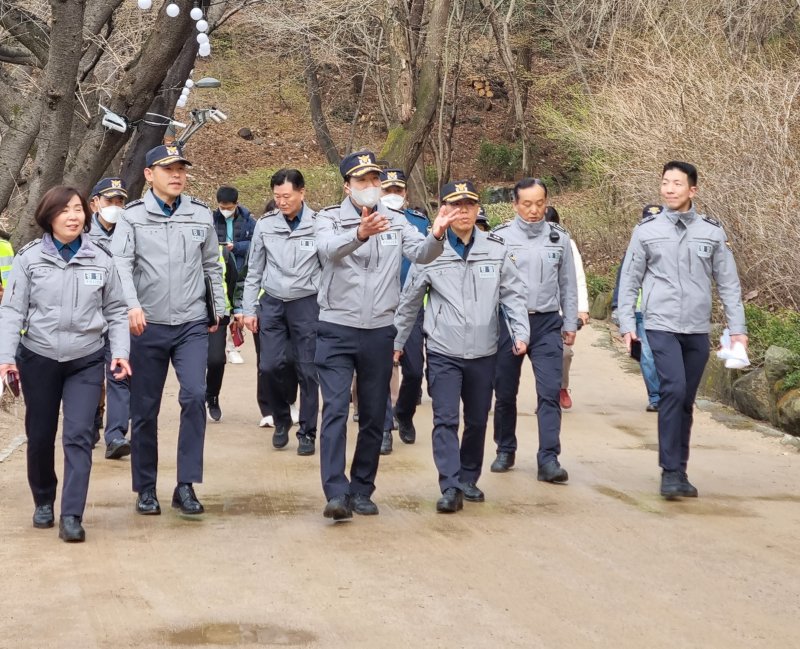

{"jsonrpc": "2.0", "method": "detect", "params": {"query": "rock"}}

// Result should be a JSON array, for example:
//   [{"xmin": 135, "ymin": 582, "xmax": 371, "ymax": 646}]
[
  {"xmin": 237, "ymin": 127, "xmax": 253, "ymax": 141},
  {"xmin": 776, "ymin": 389, "xmax": 800, "ymax": 436},
  {"xmin": 731, "ymin": 368, "xmax": 770, "ymax": 421},
  {"xmin": 589, "ymin": 291, "xmax": 611, "ymax": 321},
  {"xmin": 764, "ymin": 346, "xmax": 798, "ymax": 385},
  {"xmin": 698, "ymin": 352, "xmax": 736, "ymax": 406},
  {"xmin": 482, "ymin": 186, "xmax": 514, "ymax": 204}
]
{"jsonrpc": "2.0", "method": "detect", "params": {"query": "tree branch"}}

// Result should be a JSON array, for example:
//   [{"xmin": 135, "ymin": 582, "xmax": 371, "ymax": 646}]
[
  {"xmin": 0, "ymin": 3, "xmax": 51, "ymax": 66},
  {"xmin": 0, "ymin": 44, "xmax": 41, "ymax": 67}
]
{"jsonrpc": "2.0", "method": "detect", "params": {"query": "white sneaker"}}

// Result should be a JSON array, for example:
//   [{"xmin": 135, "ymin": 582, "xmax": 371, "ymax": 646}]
[
  {"xmin": 290, "ymin": 402, "xmax": 300, "ymax": 425},
  {"xmin": 259, "ymin": 415, "xmax": 274, "ymax": 428},
  {"xmin": 227, "ymin": 349, "xmax": 244, "ymax": 364}
]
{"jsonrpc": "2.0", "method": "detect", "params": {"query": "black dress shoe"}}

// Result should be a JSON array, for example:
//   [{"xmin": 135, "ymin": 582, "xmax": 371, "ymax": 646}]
[
  {"xmin": 272, "ymin": 424, "xmax": 290, "ymax": 449},
  {"xmin": 646, "ymin": 402, "xmax": 659, "ymax": 412},
  {"xmin": 297, "ymin": 434, "xmax": 315, "ymax": 456},
  {"xmin": 207, "ymin": 395, "xmax": 223, "ymax": 422},
  {"xmin": 33, "ymin": 503, "xmax": 54, "ymax": 529},
  {"xmin": 380, "ymin": 430, "xmax": 393, "ymax": 455},
  {"xmin": 351, "ymin": 493, "xmax": 379, "ymax": 515},
  {"xmin": 323, "ymin": 494, "xmax": 352, "ymax": 521},
  {"xmin": 59, "ymin": 516, "xmax": 85, "ymax": 543},
  {"xmin": 660, "ymin": 470, "xmax": 683, "ymax": 499},
  {"xmin": 105, "ymin": 438, "xmax": 131, "ymax": 460},
  {"xmin": 461, "ymin": 482, "xmax": 485, "ymax": 502},
  {"xmin": 136, "ymin": 488, "xmax": 161, "ymax": 515},
  {"xmin": 490, "ymin": 451, "xmax": 515, "ymax": 473},
  {"xmin": 436, "ymin": 488, "xmax": 464, "ymax": 513},
  {"xmin": 537, "ymin": 460, "xmax": 569, "ymax": 483},
  {"xmin": 678, "ymin": 472, "xmax": 699, "ymax": 498},
  {"xmin": 172, "ymin": 483, "xmax": 204, "ymax": 515},
  {"xmin": 397, "ymin": 417, "xmax": 416, "ymax": 444}
]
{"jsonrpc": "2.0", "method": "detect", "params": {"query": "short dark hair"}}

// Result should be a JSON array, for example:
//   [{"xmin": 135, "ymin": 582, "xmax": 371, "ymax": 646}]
[
  {"xmin": 34, "ymin": 186, "xmax": 91, "ymax": 235},
  {"xmin": 216, "ymin": 185, "xmax": 239, "ymax": 203},
  {"xmin": 263, "ymin": 198, "xmax": 277, "ymax": 214},
  {"xmin": 513, "ymin": 177, "xmax": 548, "ymax": 201},
  {"xmin": 544, "ymin": 206, "xmax": 560, "ymax": 224},
  {"xmin": 662, "ymin": 161, "xmax": 698, "ymax": 187},
  {"xmin": 270, "ymin": 168, "xmax": 305, "ymax": 191}
]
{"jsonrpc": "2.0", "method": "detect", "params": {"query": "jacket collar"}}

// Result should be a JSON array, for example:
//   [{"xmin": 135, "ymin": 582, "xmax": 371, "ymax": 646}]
[
  {"xmin": 664, "ymin": 203, "xmax": 697, "ymax": 226},
  {"xmin": 513, "ymin": 214, "xmax": 548, "ymax": 238},
  {"xmin": 41, "ymin": 233, "xmax": 96, "ymax": 260}
]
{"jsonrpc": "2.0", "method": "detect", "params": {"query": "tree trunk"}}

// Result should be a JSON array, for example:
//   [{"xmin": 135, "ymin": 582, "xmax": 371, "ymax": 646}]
[
  {"xmin": 386, "ymin": 0, "xmax": 415, "ymax": 124},
  {"xmin": 120, "ymin": 38, "xmax": 200, "ymax": 200},
  {"xmin": 380, "ymin": 0, "xmax": 452, "ymax": 173},
  {"xmin": 13, "ymin": 0, "xmax": 86, "ymax": 247},
  {"xmin": 480, "ymin": 0, "xmax": 531, "ymax": 175},
  {"xmin": 303, "ymin": 40, "xmax": 340, "ymax": 166}
]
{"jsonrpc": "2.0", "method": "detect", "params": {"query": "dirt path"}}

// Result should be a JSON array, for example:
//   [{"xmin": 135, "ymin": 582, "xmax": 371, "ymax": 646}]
[{"xmin": 0, "ymin": 325, "xmax": 798, "ymax": 649}]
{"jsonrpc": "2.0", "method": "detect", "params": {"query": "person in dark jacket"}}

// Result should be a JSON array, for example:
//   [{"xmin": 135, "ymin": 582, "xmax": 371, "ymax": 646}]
[{"xmin": 213, "ymin": 185, "xmax": 255, "ymax": 273}]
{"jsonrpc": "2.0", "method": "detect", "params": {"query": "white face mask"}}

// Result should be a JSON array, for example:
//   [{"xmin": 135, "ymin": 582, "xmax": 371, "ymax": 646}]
[
  {"xmin": 381, "ymin": 194, "xmax": 406, "ymax": 211},
  {"xmin": 220, "ymin": 208, "xmax": 235, "ymax": 218},
  {"xmin": 349, "ymin": 186, "xmax": 381, "ymax": 209},
  {"xmin": 100, "ymin": 206, "xmax": 123, "ymax": 224}
]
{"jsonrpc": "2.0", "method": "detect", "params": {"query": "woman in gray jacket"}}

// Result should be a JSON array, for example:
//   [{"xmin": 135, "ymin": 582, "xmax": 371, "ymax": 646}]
[{"xmin": 0, "ymin": 187, "xmax": 130, "ymax": 543}]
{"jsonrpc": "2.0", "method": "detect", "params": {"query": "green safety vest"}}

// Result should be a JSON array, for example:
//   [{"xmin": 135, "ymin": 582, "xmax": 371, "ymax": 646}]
[{"xmin": 0, "ymin": 239, "xmax": 13, "ymax": 287}]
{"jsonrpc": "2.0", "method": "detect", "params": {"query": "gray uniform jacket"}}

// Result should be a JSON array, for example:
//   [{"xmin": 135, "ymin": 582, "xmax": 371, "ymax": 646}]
[
  {"xmin": 87, "ymin": 214, "xmax": 115, "ymax": 248},
  {"xmin": 618, "ymin": 205, "xmax": 746, "ymax": 336},
  {"xmin": 242, "ymin": 204, "xmax": 320, "ymax": 315},
  {"xmin": 0, "ymin": 234, "xmax": 129, "ymax": 364},
  {"xmin": 493, "ymin": 216, "xmax": 579, "ymax": 332},
  {"xmin": 314, "ymin": 197, "xmax": 445, "ymax": 329},
  {"xmin": 111, "ymin": 190, "xmax": 225, "ymax": 325},
  {"xmin": 394, "ymin": 228, "xmax": 530, "ymax": 359}
]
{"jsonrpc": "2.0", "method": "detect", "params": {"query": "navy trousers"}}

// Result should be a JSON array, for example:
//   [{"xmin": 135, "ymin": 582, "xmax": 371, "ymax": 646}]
[
  {"xmin": 493, "ymin": 311, "xmax": 564, "ymax": 466},
  {"xmin": 17, "ymin": 345, "xmax": 104, "ymax": 518},
  {"xmin": 259, "ymin": 293, "xmax": 319, "ymax": 438},
  {"xmin": 316, "ymin": 321, "xmax": 395, "ymax": 500},
  {"xmin": 427, "ymin": 351, "xmax": 496, "ymax": 492},
  {"xmin": 393, "ymin": 308, "xmax": 425, "ymax": 424},
  {"xmin": 647, "ymin": 330, "xmax": 710, "ymax": 472},
  {"xmin": 205, "ymin": 316, "xmax": 229, "ymax": 399},
  {"xmin": 129, "ymin": 320, "xmax": 208, "ymax": 492},
  {"xmin": 102, "ymin": 336, "xmax": 130, "ymax": 444}
]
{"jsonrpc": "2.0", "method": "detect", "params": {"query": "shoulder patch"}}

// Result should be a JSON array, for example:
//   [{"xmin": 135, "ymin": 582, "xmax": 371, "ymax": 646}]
[
  {"xmin": 17, "ymin": 239, "xmax": 41, "ymax": 256},
  {"xmin": 318, "ymin": 204, "xmax": 340, "ymax": 213},
  {"xmin": 124, "ymin": 198, "xmax": 144, "ymax": 209},
  {"xmin": 487, "ymin": 232, "xmax": 505, "ymax": 244},
  {"xmin": 409, "ymin": 208, "xmax": 428, "ymax": 219},
  {"xmin": 260, "ymin": 209, "xmax": 281, "ymax": 220},
  {"xmin": 637, "ymin": 215, "xmax": 657, "ymax": 226},
  {"xmin": 491, "ymin": 223, "xmax": 509, "ymax": 233},
  {"xmin": 645, "ymin": 205, "xmax": 663, "ymax": 216},
  {"xmin": 703, "ymin": 215, "xmax": 722, "ymax": 227},
  {"xmin": 190, "ymin": 197, "xmax": 210, "ymax": 209},
  {"xmin": 93, "ymin": 242, "xmax": 113, "ymax": 257}
]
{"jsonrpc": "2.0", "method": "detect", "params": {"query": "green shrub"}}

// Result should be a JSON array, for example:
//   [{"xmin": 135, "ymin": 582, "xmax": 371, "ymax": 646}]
[
  {"xmin": 477, "ymin": 140, "xmax": 522, "ymax": 181},
  {"xmin": 585, "ymin": 269, "xmax": 617, "ymax": 301},
  {"xmin": 482, "ymin": 202, "xmax": 515, "ymax": 229},
  {"xmin": 744, "ymin": 304, "xmax": 800, "ymax": 384}
]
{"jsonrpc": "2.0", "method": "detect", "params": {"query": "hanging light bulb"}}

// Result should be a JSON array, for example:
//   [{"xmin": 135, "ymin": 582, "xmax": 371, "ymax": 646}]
[
  {"xmin": 196, "ymin": 33, "xmax": 209, "ymax": 45},
  {"xmin": 176, "ymin": 97, "xmax": 187, "ymax": 108},
  {"xmin": 184, "ymin": 79, "xmax": 194, "ymax": 89},
  {"xmin": 198, "ymin": 43, "xmax": 211, "ymax": 57},
  {"xmin": 137, "ymin": 0, "xmax": 152, "ymax": 9},
  {"xmin": 196, "ymin": 19, "xmax": 209, "ymax": 33},
  {"xmin": 190, "ymin": 6, "xmax": 203, "ymax": 20},
  {"xmin": 166, "ymin": 3, "xmax": 180, "ymax": 17},
  {"xmin": 181, "ymin": 88, "xmax": 191, "ymax": 97}
]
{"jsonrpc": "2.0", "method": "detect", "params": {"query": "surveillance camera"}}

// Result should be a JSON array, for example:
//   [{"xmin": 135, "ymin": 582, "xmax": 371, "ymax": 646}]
[
  {"xmin": 208, "ymin": 109, "xmax": 227, "ymax": 124},
  {"xmin": 101, "ymin": 113, "xmax": 128, "ymax": 133}
]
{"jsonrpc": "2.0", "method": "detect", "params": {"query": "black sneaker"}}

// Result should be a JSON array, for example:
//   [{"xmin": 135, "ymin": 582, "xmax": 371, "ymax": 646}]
[
  {"xmin": 380, "ymin": 430, "xmax": 393, "ymax": 455},
  {"xmin": 207, "ymin": 396, "xmax": 222, "ymax": 422},
  {"xmin": 297, "ymin": 434, "xmax": 315, "ymax": 456},
  {"xmin": 33, "ymin": 503, "xmax": 54, "ymax": 529},
  {"xmin": 660, "ymin": 470, "xmax": 683, "ymax": 500},
  {"xmin": 272, "ymin": 424, "xmax": 290, "ymax": 449},
  {"xmin": 59, "ymin": 516, "xmax": 85, "ymax": 543},
  {"xmin": 396, "ymin": 415, "xmax": 416, "ymax": 444},
  {"xmin": 678, "ymin": 472, "xmax": 699, "ymax": 498},
  {"xmin": 537, "ymin": 460, "xmax": 569, "ymax": 483},
  {"xmin": 436, "ymin": 488, "xmax": 464, "ymax": 513},
  {"xmin": 105, "ymin": 437, "xmax": 131, "ymax": 460},
  {"xmin": 323, "ymin": 495, "xmax": 352, "ymax": 521},
  {"xmin": 490, "ymin": 451, "xmax": 515, "ymax": 473},
  {"xmin": 351, "ymin": 493, "xmax": 379, "ymax": 515},
  {"xmin": 460, "ymin": 482, "xmax": 485, "ymax": 502}
]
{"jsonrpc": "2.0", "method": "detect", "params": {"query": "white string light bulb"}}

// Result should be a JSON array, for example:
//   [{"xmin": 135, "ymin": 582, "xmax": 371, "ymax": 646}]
[
  {"xmin": 196, "ymin": 20, "xmax": 209, "ymax": 33},
  {"xmin": 166, "ymin": 3, "xmax": 180, "ymax": 17},
  {"xmin": 198, "ymin": 43, "xmax": 211, "ymax": 57},
  {"xmin": 137, "ymin": 0, "xmax": 152, "ymax": 10},
  {"xmin": 190, "ymin": 7, "xmax": 203, "ymax": 20},
  {"xmin": 184, "ymin": 79, "xmax": 194, "ymax": 89},
  {"xmin": 196, "ymin": 33, "xmax": 209, "ymax": 45}
]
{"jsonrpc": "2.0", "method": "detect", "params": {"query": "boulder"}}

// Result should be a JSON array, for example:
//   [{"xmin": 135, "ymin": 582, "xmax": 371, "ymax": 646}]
[
  {"xmin": 698, "ymin": 352, "xmax": 736, "ymax": 406},
  {"xmin": 731, "ymin": 368, "xmax": 770, "ymax": 421},
  {"xmin": 776, "ymin": 389, "xmax": 800, "ymax": 436},
  {"xmin": 481, "ymin": 186, "xmax": 514, "ymax": 204},
  {"xmin": 237, "ymin": 127, "xmax": 254, "ymax": 141},
  {"xmin": 764, "ymin": 346, "xmax": 798, "ymax": 385},
  {"xmin": 589, "ymin": 291, "xmax": 612, "ymax": 321}
]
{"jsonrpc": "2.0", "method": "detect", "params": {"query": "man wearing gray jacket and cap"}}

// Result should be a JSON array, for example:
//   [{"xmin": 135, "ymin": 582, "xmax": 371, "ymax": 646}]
[
  {"xmin": 112, "ymin": 144, "xmax": 225, "ymax": 517},
  {"xmin": 490, "ymin": 178, "xmax": 578, "ymax": 483},
  {"xmin": 395, "ymin": 180, "xmax": 529, "ymax": 513},
  {"xmin": 618, "ymin": 161, "xmax": 747, "ymax": 499},
  {"xmin": 314, "ymin": 150, "xmax": 458, "ymax": 521}
]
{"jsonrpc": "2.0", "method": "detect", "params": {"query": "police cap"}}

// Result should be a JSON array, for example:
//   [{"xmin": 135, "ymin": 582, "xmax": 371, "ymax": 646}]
[
  {"xmin": 340, "ymin": 150, "xmax": 381, "ymax": 180},
  {"xmin": 145, "ymin": 144, "xmax": 192, "ymax": 168},
  {"xmin": 380, "ymin": 169, "xmax": 407, "ymax": 189},
  {"xmin": 91, "ymin": 177, "xmax": 128, "ymax": 199},
  {"xmin": 440, "ymin": 180, "xmax": 479, "ymax": 204}
]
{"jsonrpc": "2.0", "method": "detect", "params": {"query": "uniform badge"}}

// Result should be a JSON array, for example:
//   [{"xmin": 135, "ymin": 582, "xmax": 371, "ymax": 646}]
[
  {"xmin": 546, "ymin": 249, "xmax": 561, "ymax": 263},
  {"xmin": 455, "ymin": 183, "xmax": 467, "ymax": 193},
  {"xmin": 696, "ymin": 242, "xmax": 713, "ymax": 258},
  {"xmin": 358, "ymin": 155, "xmax": 371, "ymax": 165},
  {"xmin": 299, "ymin": 238, "xmax": 316, "ymax": 250},
  {"xmin": 478, "ymin": 264, "xmax": 497, "ymax": 278},
  {"xmin": 387, "ymin": 171, "xmax": 398, "ymax": 181},
  {"xmin": 191, "ymin": 228, "xmax": 205, "ymax": 242},
  {"xmin": 166, "ymin": 145, "xmax": 179, "ymax": 156},
  {"xmin": 83, "ymin": 271, "xmax": 104, "ymax": 286},
  {"xmin": 379, "ymin": 231, "xmax": 399, "ymax": 246}
]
